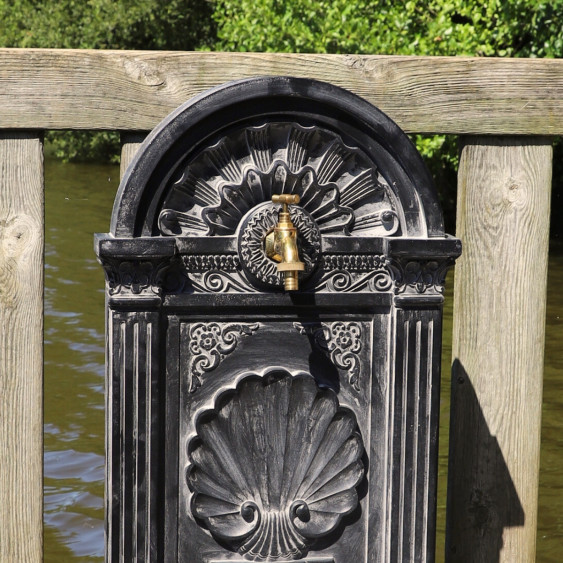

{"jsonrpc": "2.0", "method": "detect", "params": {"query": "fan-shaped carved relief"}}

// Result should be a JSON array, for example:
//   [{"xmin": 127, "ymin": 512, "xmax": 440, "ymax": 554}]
[
  {"xmin": 187, "ymin": 371, "xmax": 364, "ymax": 560},
  {"xmin": 158, "ymin": 123, "xmax": 400, "ymax": 238}
]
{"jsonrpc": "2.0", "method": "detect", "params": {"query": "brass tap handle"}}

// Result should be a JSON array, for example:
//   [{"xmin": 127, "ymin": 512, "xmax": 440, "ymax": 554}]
[
  {"xmin": 272, "ymin": 194, "xmax": 300, "ymax": 207},
  {"xmin": 266, "ymin": 194, "xmax": 305, "ymax": 291}
]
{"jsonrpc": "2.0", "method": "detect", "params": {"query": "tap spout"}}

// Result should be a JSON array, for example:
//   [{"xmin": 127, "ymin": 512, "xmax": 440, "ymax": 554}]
[{"xmin": 269, "ymin": 195, "xmax": 305, "ymax": 291}]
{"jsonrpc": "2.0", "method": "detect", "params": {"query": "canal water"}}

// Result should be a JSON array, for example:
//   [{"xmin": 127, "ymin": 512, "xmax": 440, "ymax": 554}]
[{"xmin": 43, "ymin": 159, "xmax": 562, "ymax": 561}]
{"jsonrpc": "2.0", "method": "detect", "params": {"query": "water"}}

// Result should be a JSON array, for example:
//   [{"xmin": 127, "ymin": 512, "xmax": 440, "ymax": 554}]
[
  {"xmin": 44, "ymin": 160, "xmax": 114, "ymax": 561},
  {"xmin": 43, "ymin": 159, "xmax": 563, "ymax": 561}
]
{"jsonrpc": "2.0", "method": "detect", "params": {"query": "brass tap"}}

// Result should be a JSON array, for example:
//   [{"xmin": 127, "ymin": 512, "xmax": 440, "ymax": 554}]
[{"xmin": 266, "ymin": 194, "xmax": 305, "ymax": 291}]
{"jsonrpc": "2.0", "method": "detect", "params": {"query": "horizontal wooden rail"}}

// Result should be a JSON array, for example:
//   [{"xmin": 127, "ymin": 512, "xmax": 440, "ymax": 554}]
[{"xmin": 0, "ymin": 49, "xmax": 562, "ymax": 134}]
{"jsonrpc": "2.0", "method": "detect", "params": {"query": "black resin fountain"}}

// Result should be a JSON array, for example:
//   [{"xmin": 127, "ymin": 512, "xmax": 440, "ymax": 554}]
[{"xmin": 95, "ymin": 76, "xmax": 461, "ymax": 562}]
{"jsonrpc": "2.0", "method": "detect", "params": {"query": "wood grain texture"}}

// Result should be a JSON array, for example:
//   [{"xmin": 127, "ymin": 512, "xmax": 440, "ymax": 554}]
[
  {"xmin": 120, "ymin": 133, "xmax": 146, "ymax": 180},
  {"xmin": 447, "ymin": 138, "xmax": 552, "ymax": 561},
  {"xmin": 0, "ymin": 49, "xmax": 562, "ymax": 134},
  {"xmin": 0, "ymin": 132, "xmax": 44, "ymax": 562}
]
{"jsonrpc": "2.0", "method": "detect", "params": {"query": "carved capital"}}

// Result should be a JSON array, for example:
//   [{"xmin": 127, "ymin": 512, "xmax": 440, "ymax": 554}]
[
  {"xmin": 388, "ymin": 257, "xmax": 454, "ymax": 296},
  {"xmin": 99, "ymin": 256, "xmax": 185, "ymax": 301}
]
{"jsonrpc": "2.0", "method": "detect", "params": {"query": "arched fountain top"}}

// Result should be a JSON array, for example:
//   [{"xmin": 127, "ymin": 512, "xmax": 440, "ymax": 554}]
[{"xmin": 110, "ymin": 76, "xmax": 444, "ymax": 239}]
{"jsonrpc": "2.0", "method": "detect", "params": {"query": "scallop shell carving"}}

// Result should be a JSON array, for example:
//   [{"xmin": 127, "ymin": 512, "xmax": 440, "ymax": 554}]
[
  {"xmin": 187, "ymin": 371, "xmax": 365, "ymax": 560},
  {"xmin": 158, "ymin": 122, "xmax": 400, "ymax": 237}
]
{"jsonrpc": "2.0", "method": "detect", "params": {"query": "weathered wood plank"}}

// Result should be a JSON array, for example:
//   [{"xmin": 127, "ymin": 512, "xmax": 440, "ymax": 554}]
[
  {"xmin": 0, "ymin": 49, "xmax": 562, "ymax": 134},
  {"xmin": 120, "ymin": 133, "xmax": 146, "ymax": 179},
  {"xmin": 0, "ymin": 132, "xmax": 44, "ymax": 562},
  {"xmin": 447, "ymin": 137, "xmax": 552, "ymax": 561}
]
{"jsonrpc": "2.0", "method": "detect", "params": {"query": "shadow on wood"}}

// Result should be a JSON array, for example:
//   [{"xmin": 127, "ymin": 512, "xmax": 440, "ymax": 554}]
[{"xmin": 446, "ymin": 359, "xmax": 524, "ymax": 562}]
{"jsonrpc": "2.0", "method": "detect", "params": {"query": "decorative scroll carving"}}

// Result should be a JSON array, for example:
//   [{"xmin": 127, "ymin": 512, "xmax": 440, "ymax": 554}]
[
  {"xmin": 175, "ymin": 252, "xmax": 400, "ymax": 294},
  {"xmin": 188, "ymin": 323, "xmax": 259, "ymax": 392},
  {"xmin": 181, "ymin": 254, "xmax": 252, "ymax": 293},
  {"xmin": 293, "ymin": 322, "xmax": 363, "ymax": 391},
  {"xmin": 238, "ymin": 202, "xmax": 321, "ymax": 289},
  {"xmin": 315, "ymin": 269, "xmax": 393, "ymax": 293},
  {"xmin": 389, "ymin": 258, "xmax": 454, "ymax": 295},
  {"xmin": 158, "ymin": 123, "xmax": 400, "ymax": 238},
  {"xmin": 311, "ymin": 254, "xmax": 393, "ymax": 293},
  {"xmin": 187, "ymin": 372, "xmax": 364, "ymax": 560},
  {"xmin": 100, "ymin": 253, "xmax": 454, "ymax": 297},
  {"xmin": 188, "ymin": 271, "xmax": 255, "ymax": 294}
]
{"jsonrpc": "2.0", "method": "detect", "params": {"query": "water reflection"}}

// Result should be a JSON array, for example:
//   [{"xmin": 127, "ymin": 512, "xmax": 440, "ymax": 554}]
[
  {"xmin": 537, "ymin": 241, "xmax": 563, "ymax": 563},
  {"xmin": 43, "ymin": 159, "xmax": 563, "ymax": 561},
  {"xmin": 44, "ymin": 159, "xmax": 116, "ymax": 561}
]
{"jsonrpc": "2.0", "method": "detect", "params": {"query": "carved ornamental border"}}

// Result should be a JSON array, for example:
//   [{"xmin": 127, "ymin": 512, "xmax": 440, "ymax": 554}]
[{"xmin": 98, "ymin": 253, "xmax": 454, "ymax": 298}]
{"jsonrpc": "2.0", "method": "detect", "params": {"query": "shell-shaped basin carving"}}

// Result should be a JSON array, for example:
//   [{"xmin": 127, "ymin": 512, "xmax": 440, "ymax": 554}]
[{"xmin": 187, "ymin": 371, "xmax": 365, "ymax": 560}]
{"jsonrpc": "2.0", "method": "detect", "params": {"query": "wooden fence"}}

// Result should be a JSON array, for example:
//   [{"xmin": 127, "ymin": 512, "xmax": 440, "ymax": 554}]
[{"xmin": 0, "ymin": 49, "xmax": 561, "ymax": 562}]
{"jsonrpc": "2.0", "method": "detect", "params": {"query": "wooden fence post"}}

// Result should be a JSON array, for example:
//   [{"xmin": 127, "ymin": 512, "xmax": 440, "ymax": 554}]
[
  {"xmin": 120, "ymin": 133, "xmax": 146, "ymax": 179},
  {"xmin": 447, "ymin": 137, "xmax": 553, "ymax": 561},
  {"xmin": 0, "ymin": 132, "xmax": 44, "ymax": 562}
]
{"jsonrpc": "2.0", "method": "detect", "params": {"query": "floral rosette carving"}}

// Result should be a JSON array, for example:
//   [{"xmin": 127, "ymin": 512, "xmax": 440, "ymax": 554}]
[
  {"xmin": 330, "ymin": 322, "xmax": 363, "ymax": 389},
  {"xmin": 294, "ymin": 321, "xmax": 363, "ymax": 391},
  {"xmin": 187, "ymin": 372, "xmax": 364, "ymax": 560},
  {"xmin": 188, "ymin": 323, "xmax": 259, "ymax": 392}
]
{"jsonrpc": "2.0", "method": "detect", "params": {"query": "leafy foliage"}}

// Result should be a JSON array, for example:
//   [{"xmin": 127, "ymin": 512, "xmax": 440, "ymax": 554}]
[
  {"xmin": 212, "ymin": 0, "xmax": 563, "ymax": 231},
  {"xmin": 0, "ymin": 0, "xmax": 215, "ymax": 49},
  {"xmin": 0, "ymin": 0, "xmax": 215, "ymax": 162},
  {"xmin": 212, "ymin": 0, "xmax": 563, "ymax": 57}
]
